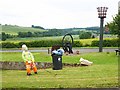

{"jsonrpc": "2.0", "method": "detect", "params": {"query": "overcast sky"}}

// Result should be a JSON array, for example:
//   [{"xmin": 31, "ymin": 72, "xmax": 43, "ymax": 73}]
[{"xmin": 0, "ymin": 0, "xmax": 119, "ymax": 29}]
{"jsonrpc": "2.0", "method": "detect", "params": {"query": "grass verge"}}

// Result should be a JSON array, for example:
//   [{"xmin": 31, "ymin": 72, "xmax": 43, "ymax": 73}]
[
  {"xmin": 1, "ymin": 52, "xmax": 119, "ymax": 88},
  {"xmin": 2, "ymin": 65, "xmax": 118, "ymax": 88}
]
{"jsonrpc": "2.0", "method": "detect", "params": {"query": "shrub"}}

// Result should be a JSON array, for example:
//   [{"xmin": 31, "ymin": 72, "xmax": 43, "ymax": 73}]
[
  {"xmin": 91, "ymin": 40, "xmax": 99, "ymax": 47},
  {"xmin": 91, "ymin": 39, "xmax": 118, "ymax": 47},
  {"xmin": 2, "ymin": 42, "xmax": 18, "ymax": 48},
  {"xmin": 1, "ymin": 32, "xmax": 7, "ymax": 41},
  {"xmin": 79, "ymin": 31, "xmax": 92, "ymax": 39},
  {"xmin": 73, "ymin": 41, "xmax": 83, "ymax": 47},
  {"xmin": 19, "ymin": 40, "xmax": 62, "ymax": 48},
  {"xmin": 103, "ymin": 40, "xmax": 112, "ymax": 47},
  {"xmin": 1, "ymin": 39, "xmax": 118, "ymax": 48},
  {"xmin": 83, "ymin": 44, "xmax": 91, "ymax": 47}
]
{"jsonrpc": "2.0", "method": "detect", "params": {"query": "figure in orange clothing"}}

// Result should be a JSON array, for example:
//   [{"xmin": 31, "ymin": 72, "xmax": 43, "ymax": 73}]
[{"xmin": 22, "ymin": 44, "xmax": 37, "ymax": 76}]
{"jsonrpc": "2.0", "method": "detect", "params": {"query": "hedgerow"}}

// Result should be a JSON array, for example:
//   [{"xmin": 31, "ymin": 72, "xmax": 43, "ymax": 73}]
[
  {"xmin": 1, "ymin": 39, "xmax": 118, "ymax": 48},
  {"xmin": 91, "ymin": 39, "xmax": 118, "ymax": 47}
]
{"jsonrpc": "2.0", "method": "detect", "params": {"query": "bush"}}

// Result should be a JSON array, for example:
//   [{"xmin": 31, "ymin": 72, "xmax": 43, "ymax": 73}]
[
  {"xmin": 83, "ymin": 44, "xmax": 91, "ymax": 47},
  {"xmin": 73, "ymin": 41, "xmax": 83, "ymax": 47},
  {"xmin": 91, "ymin": 40, "xmax": 99, "ymax": 47},
  {"xmin": 2, "ymin": 42, "xmax": 18, "ymax": 48},
  {"xmin": 1, "ymin": 32, "xmax": 7, "ymax": 41},
  {"xmin": 91, "ymin": 39, "xmax": 118, "ymax": 47},
  {"xmin": 79, "ymin": 31, "xmax": 92, "ymax": 39},
  {"xmin": 18, "ymin": 40, "xmax": 62, "ymax": 48},
  {"xmin": 1, "ymin": 39, "xmax": 118, "ymax": 48}
]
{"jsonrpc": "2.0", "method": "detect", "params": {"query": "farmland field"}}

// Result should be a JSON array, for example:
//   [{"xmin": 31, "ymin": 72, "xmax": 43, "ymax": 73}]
[{"xmin": 2, "ymin": 25, "xmax": 46, "ymax": 35}]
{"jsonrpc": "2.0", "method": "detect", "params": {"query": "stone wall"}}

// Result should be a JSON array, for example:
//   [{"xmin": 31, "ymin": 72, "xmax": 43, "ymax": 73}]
[
  {"xmin": 0, "ymin": 62, "xmax": 52, "ymax": 70},
  {"xmin": 0, "ymin": 61, "xmax": 81, "ymax": 70}
]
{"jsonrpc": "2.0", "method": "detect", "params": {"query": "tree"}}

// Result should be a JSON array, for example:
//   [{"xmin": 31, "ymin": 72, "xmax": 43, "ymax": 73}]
[
  {"xmin": 1, "ymin": 32, "xmax": 7, "ymax": 41},
  {"xmin": 31, "ymin": 25, "xmax": 45, "ymax": 29},
  {"xmin": 27, "ymin": 32, "xmax": 32, "ymax": 37},
  {"xmin": 107, "ymin": 14, "xmax": 120, "ymax": 48},
  {"xmin": 107, "ymin": 14, "xmax": 120, "ymax": 36},
  {"xmin": 79, "ymin": 31, "xmax": 92, "ymax": 39}
]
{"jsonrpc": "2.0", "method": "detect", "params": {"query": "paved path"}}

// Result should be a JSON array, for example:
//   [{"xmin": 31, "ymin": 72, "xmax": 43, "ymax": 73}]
[
  {"xmin": 74, "ymin": 48, "xmax": 117, "ymax": 53},
  {"xmin": 1, "ymin": 48, "xmax": 117, "ymax": 53}
]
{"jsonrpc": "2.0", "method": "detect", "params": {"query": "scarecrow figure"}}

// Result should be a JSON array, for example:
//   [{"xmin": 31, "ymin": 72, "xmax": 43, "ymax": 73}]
[{"xmin": 22, "ymin": 44, "xmax": 37, "ymax": 76}]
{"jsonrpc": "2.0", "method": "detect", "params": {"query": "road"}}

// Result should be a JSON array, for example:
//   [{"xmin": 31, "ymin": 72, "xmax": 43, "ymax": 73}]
[{"xmin": 1, "ymin": 48, "xmax": 117, "ymax": 53}]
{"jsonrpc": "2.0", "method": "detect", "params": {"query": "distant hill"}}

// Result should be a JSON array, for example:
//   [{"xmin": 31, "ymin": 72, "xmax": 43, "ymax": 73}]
[
  {"xmin": 1, "ymin": 24, "xmax": 100, "ymax": 35},
  {"xmin": 1, "ymin": 25, "xmax": 46, "ymax": 35}
]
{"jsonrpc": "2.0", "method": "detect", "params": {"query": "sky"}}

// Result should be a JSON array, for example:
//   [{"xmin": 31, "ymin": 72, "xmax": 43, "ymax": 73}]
[{"xmin": 0, "ymin": 0, "xmax": 119, "ymax": 29}]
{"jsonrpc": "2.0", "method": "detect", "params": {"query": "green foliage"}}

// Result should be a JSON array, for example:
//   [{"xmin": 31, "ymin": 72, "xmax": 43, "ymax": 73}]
[
  {"xmin": 1, "ymin": 38, "xmax": 118, "ymax": 48},
  {"xmin": 0, "ymin": 32, "xmax": 15, "ymax": 41},
  {"xmin": 91, "ymin": 40, "xmax": 99, "ymax": 47},
  {"xmin": 79, "ymin": 31, "xmax": 92, "ymax": 39},
  {"xmin": 17, "ymin": 29, "xmax": 79, "ymax": 38},
  {"xmin": 1, "ymin": 40, "xmax": 63, "ymax": 48},
  {"xmin": 107, "ymin": 14, "xmax": 120, "ymax": 36},
  {"xmin": 91, "ymin": 39, "xmax": 118, "ymax": 47},
  {"xmin": 18, "ymin": 32, "xmax": 33, "ymax": 38},
  {"xmin": 1, "ymin": 32, "xmax": 7, "ymax": 41},
  {"xmin": 1, "ymin": 42, "xmax": 19, "ymax": 48},
  {"xmin": 31, "ymin": 25, "xmax": 45, "ymax": 29},
  {"xmin": 73, "ymin": 40, "xmax": 83, "ymax": 47}
]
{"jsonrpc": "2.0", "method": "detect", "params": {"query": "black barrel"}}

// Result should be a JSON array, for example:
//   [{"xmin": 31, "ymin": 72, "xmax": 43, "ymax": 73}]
[{"xmin": 52, "ymin": 54, "xmax": 62, "ymax": 70}]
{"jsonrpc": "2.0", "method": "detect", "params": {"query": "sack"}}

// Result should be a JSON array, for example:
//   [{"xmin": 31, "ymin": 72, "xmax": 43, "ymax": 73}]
[{"xmin": 80, "ymin": 58, "xmax": 93, "ymax": 66}]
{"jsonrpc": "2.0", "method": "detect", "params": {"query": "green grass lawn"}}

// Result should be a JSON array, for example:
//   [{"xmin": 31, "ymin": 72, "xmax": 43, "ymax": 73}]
[
  {"xmin": 1, "ymin": 52, "xmax": 119, "ymax": 88},
  {"xmin": 1, "ymin": 52, "xmax": 118, "ymax": 64},
  {"xmin": 2, "ymin": 65, "xmax": 118, "ymax": 88}
]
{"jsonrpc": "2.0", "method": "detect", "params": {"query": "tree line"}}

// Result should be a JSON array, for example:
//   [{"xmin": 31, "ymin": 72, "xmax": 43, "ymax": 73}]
[
  {"xmin": 0, "ymin": 32, "xmax": 16, "ymax": 41},
  {"xmin": 17, "ymin": 29, "xmax": 80, "ymax": 37},
  {"xmin": 1, "ymin": 30, "xmax": 93, "ymax": 41}
]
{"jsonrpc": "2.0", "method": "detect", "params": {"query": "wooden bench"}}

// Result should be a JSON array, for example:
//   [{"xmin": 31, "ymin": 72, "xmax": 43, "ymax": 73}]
[{"xmin": 115, "ymin": 49, "xmax": 120, "ymax": 55}]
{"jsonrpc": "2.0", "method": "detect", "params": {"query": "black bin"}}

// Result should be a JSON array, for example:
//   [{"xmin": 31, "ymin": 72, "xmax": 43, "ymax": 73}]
[{"xmin": 52, "ymin": 55, "xmax": 62, "ymax": 70}]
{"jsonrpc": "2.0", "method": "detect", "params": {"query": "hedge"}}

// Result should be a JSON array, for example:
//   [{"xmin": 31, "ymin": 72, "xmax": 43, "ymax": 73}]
[
  {"xmin": 91, "ymin": 39, "xmax": 118, "ymax": 47},
  {"xmin": 73, "ymin": 40, "xmax": 83, "ymax": 47},
  {"xmin": 1, "ymin": 39, "xmax": 118, "ymax": 48},
  {"xmin": 1, "ymin": 40, "xmax": 63, "ymax": 48}
]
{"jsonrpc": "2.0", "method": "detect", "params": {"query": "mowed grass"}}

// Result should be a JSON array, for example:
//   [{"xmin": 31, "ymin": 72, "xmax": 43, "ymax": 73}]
[
  {"xmin": 2, "ymin": 65, "xmax": 118, "ymax": 88},
  {"xmin": 1, "ymin": 52, "xmax": 119, "ymax": 88},
  {"xmin": 1, "ymin": 52, "xmax": 118, "ymax": 64}
]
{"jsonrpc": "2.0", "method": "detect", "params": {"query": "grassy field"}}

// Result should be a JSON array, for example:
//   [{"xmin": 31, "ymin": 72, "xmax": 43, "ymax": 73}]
[
  {"xmin": 2, "ymin": 25, "xmax": 46, "ymax": 35},
  {"xmin": 4, "ymin": 36, "xmax": 63, "ymax": 42},
  {"xmin": 1, "ymin": 52, "xmax": 118, "ymax": 64},
  {"xmin": 2, "ymin": 65, "xmax": 118, "ymax": 88},
  {"xmin": 1, "ymin": 52, "xmax": 119, "ymax": 88}
]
